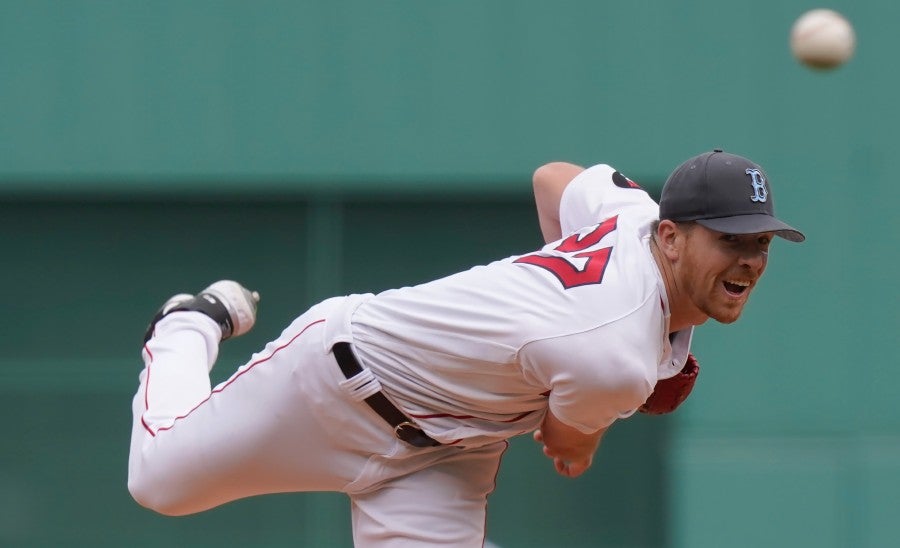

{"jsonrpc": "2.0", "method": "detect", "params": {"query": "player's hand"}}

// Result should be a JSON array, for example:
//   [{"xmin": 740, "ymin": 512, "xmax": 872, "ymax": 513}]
[{"xmin": 533, "ymin": 429, "xmax": 593, "ymax": 478}]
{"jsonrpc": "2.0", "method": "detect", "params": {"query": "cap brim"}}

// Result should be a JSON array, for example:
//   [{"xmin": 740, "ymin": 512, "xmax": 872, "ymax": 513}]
[{"xmin": 696, "ymin": 214, "xmax": 806, "ymax": 242}]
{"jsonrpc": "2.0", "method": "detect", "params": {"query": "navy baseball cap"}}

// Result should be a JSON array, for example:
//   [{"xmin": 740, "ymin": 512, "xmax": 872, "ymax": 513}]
[{"xmin": 659, "ymin": 150, "xmax": 805, "ymax": 242}]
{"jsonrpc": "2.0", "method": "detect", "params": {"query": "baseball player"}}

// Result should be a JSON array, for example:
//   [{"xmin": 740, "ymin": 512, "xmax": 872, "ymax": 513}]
[{"xmin": 129, "ymin": 150, "xmax": 804, "ymax": 546}]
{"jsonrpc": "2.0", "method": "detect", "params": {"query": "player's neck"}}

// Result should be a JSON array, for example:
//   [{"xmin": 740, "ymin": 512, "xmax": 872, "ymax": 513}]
[{"xmin": 650, "ymin": 236, "xmax": 706, "ymax": 333}]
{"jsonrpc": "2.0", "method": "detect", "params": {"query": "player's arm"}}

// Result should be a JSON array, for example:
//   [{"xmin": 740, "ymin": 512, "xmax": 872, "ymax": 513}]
[
  {"xmin": 532, "ymin": 162, "xmax": 585, "ymax": 243},
  {"xmin": 533, "ymin": 410, "xmax": 607, "ymax": 478},
  {"xmin": 521, "ymin": 325, "xmax": 654, "ymax": 479}
]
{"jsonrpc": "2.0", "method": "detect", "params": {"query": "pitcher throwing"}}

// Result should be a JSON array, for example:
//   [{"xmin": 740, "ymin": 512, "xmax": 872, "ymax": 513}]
[{"xmin": 129, "ymin": 150, "xmax": 804, "ymax": 546}]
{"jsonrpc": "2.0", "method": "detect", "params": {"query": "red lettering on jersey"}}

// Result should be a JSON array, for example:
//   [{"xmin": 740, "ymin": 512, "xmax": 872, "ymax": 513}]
[{"xmin": 515, "ymin": 216, "xmax": 617, "ymax": 289}]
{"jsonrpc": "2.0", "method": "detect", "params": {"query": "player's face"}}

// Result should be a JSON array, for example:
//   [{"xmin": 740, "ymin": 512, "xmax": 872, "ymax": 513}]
[{"xmin": 677, "ymin": 225, "xmax": 773, "ymax": 324}]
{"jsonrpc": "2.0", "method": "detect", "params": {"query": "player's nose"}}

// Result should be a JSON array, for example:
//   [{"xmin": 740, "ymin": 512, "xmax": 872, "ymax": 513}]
[{"xmin": 737, "ymin": 247, "xmax": 767, "ymax": 273}]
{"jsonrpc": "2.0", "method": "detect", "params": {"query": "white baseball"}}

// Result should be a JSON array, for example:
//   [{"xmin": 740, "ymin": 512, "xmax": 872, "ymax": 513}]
[{"xmin": 790, "ymin": 9, "xmax": 856, "ymax": 70}]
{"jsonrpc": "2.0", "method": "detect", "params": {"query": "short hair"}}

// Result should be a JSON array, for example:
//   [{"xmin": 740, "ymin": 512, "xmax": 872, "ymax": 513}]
[{"xmin": 650, "ymin": 219, "xmax": 695, "ymax": 235}]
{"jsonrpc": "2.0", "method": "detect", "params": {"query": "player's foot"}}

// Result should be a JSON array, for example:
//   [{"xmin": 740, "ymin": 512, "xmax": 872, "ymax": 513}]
[{"xmin": 143, "ymin": 281, "xmax": 260, "ymax": 343}]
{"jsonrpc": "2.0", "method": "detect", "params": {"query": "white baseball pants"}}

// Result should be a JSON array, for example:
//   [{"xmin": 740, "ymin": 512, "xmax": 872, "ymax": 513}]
[{"xmin": 128, "ymin": 298, "xmax": 507, "ymax": 547}]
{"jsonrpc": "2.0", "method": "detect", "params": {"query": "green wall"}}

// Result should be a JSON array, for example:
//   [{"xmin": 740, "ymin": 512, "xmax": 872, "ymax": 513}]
[{"xmin": 1, "ymin": 1, "xmax": 897, "ymax": 547}]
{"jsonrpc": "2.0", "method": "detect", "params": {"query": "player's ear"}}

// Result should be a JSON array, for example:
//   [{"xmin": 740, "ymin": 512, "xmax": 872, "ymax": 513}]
[{"xmin": 655, "ymin": 220, "xmax": 682, "ymax": 260}]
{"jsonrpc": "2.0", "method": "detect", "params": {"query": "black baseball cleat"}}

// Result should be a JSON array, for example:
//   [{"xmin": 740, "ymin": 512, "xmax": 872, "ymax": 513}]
[{"xmin": 143, "ymin": 280, "xmax": 260, "ymax": 343}]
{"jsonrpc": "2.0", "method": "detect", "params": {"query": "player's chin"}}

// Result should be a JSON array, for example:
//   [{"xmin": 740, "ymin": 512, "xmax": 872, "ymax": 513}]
[
  {"xmin": 704, "ymin": 298, "xmax": 747, "ymax": 324},
  {"xmin": 709, "ymin": 304, "xmax": 745, "ymax": 324},
  {"xmin": 709, "ymin": 287, "xmax": 752, "ymax": 323}
]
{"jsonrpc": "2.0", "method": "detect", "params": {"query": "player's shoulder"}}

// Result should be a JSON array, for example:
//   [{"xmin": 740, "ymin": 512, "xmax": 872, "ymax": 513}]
[
  {"xmin": 562, "ymin": 163, "xmax": 655, "ymax": 213},
  {"xmin": 571, "ymin": 163, "xmax": 647, "ymax": 192},
  {"xmin": 559, "ymin": 164, "xmax": 657, "ymax": 242}
]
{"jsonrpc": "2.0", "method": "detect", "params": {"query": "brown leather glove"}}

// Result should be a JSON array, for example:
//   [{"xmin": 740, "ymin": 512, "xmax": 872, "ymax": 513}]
[{"xmin": 639, "ymin": 353, "xmax": 700, "ymax": 415}]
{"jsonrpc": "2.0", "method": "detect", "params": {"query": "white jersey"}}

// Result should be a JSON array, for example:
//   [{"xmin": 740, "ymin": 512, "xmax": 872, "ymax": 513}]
[
  {"xmin": 327, "ymin": 165, "xmax": 694, "ymax": 444},
  {"xmin": 129, "ymin": 163, "xmax": 695, "ymax": 537}
]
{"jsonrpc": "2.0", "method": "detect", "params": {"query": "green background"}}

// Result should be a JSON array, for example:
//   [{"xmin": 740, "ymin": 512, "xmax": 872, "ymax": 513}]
[{"xmin": 1, "ymin": 1, "xmax": 896, "ymax": 547}]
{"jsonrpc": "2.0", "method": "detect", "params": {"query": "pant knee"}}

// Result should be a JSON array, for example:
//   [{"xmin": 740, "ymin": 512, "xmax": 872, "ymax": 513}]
[{"xmin": 128, "ymin": 469, "xmax": 198, "ymax": 517}]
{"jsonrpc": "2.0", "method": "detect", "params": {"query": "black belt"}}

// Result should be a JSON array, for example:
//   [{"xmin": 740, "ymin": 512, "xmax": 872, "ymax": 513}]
[{"xmin": 332, "ymin": 342, "xmax": 441, "ymax": 448}]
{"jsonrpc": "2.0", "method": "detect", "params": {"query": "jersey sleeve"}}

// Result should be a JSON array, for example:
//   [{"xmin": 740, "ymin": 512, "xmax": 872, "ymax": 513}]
[
  {"xmin": 519, "ymin": 319, "xmax": 658, "ymax": 434},
  {"xmin": 558, "ymin": 164, "xmax": 659, "ymax": 237}
]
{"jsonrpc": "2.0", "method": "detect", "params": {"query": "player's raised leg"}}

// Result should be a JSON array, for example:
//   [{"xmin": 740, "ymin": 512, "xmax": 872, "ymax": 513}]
[
  {"xmin": 129, "ymin": 281, "xmax": 258, "ymax": 511},
  {"xmin": 133, "ymin": 280, "xmax": 259, "ymax": 433},
  {"xmin": 349, "ymin": 441, "xmax": 508, "ymax": 547},
  {"xmin": 128, "ymin": 285, "xmax": 400, "ymax": 516}
]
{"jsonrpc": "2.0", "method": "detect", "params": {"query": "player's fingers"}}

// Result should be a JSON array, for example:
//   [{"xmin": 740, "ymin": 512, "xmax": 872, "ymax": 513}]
[
  {"xmin": 553, "ymin": 457, "xmax": 566, "ymax": 475},
  {"xmin": 533, "ymin": 429, "xmax": 543, "ymax": 443},
  {"xmin": 570, "ymin": 457, "xmax": 592, "ymax": 477},
  {"xmin": 552, "ymin": 457, "xmax": 591, "ymax": 478},
  {"xmin": 564, "ymin": 461, "xmax": 588, "ymax": 478}
]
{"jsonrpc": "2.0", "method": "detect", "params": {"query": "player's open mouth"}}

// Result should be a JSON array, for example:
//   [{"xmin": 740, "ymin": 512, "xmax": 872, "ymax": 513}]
[{"xmin": 723, "ymin": 280, "xmax": 750, "ymax": 297}]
